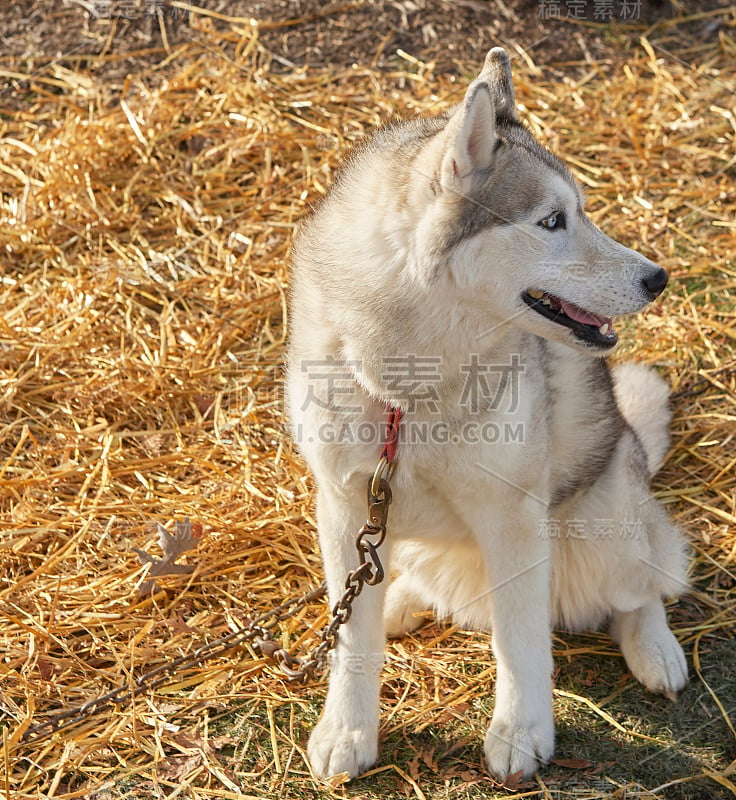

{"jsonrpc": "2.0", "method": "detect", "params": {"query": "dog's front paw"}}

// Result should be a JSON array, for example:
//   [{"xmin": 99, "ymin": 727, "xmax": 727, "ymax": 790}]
[
  {"xmin": 484, "ymin": 712, "xmax": 554, "ymax": 782},
  {"xmin": 307, "ymin": 714, "xmax": 378, "ymax": 781}
]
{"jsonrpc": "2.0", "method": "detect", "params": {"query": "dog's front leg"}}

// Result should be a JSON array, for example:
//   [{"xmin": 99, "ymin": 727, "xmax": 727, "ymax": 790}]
[
  {"xmin": 307, "ymin": 485, "xmax": 387, "ymax": 781},
  {"xmin": 473, "ymin": 496, "xmax": 555, "ymax": 781}
]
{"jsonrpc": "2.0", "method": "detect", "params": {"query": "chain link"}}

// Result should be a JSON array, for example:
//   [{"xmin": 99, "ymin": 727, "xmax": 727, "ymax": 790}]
[
  {"xmin": 18, "ymin": 472, "xmax": 392, "ymax": 747},
  {"xmin": 235, "ymin": 475, "xmax": 391, "ymax": 684}
]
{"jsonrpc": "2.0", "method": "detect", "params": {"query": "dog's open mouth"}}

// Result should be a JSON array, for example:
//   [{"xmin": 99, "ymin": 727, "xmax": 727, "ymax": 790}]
[{"xmin": 521, "ymin": 289, "xmax": 618, "ymax": 348}]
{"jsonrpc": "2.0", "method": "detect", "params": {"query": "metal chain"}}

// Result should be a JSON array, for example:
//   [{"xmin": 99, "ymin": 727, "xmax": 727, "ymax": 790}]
[
  {"xmin": 273, "ymin": 475, "xmax": 392, "ymax": 682},
  {"xmin": 18, "ymin": 471, "xmax": 392, "ymax": 747}
]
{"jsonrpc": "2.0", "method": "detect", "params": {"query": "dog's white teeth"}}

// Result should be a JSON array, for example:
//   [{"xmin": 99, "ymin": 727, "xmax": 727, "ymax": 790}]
[
  {"xmin": 528, "ymin": 289, "xmax": 544, "ymax": 300},
  {"xmin": 599, "ymin": 323, "xmax": 610, "ymax": 336}
]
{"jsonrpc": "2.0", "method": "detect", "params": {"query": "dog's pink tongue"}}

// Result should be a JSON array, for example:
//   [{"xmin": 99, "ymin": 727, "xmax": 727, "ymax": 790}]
[{"xmin": 559, "ymin": 299, "xmax": 610, "ymax": 328}]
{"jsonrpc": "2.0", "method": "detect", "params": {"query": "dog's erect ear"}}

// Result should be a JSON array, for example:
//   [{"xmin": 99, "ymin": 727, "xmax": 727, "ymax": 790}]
[
  {"xmin": 478, "ymin": 47, "xmax": 516, "ymax": 121},
  {"xmin": 441, "ymin": 81, "xmax": 496, "ymax": 194},
  {"xmin": 440, "ymin": 48, "xmax": 516, "ymax": 196}
]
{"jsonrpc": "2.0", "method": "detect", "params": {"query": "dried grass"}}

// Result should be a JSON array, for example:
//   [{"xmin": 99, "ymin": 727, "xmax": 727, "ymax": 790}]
[{"xmin": 1, "ymin": 7, "xmax": 735, "ymax": 799}]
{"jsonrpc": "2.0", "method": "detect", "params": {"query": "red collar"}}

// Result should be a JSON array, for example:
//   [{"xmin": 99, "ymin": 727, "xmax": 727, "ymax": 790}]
[{"xmin": 380, "ymin": 406, "xmax": 403, "ymax": 463}]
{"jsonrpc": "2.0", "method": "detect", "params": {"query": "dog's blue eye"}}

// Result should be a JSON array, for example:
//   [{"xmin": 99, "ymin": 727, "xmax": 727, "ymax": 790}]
[{"xmin": 539, "ymin": 212, "xmax": 566, "ymax": 231}]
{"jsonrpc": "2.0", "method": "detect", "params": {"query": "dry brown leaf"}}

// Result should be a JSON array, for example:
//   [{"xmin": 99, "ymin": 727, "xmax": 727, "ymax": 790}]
[
  {"xmin": 408, "ymin": 753, "xmax": 421, "ymax": 781},
  {"xmin": 552, "ymin": 757, "xmax": 595, "ymax": 770},
  {"xmin": 496, "ymin": 769, "xmax": 536, "ymax": 790},
  {"xmin": 133, "ymin": 518, "xmax": 203, "ymax": 595},
  {"xmin": 156, "ymin": 753, "xmax": 203, "ymax": 782},
  {"xmin": 420, "ymin": 745, "xmax": 439, "ymax": 773}
]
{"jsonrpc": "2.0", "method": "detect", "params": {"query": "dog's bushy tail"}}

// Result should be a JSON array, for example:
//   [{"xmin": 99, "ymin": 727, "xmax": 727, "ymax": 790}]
[{"xmin": 612, "ymin": 362, "xmax": 672, "ymax": 477}]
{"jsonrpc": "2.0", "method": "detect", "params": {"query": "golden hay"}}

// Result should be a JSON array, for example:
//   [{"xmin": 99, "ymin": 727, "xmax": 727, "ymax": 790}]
[{"xmin": 0, "ymin": 7, "xmax": 735, "ymax": 799}]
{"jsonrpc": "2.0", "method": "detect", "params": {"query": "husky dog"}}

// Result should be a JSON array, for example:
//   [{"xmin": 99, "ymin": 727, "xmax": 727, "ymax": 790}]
[{"xmin": 287, "ymin": 48, "xmax": 688, "ymax": 782}]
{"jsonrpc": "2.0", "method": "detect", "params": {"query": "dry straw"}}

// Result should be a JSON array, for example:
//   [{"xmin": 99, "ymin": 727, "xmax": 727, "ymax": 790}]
[{"xmin": 0, "ymin": 5, "xmax": 734, "ymax": 799}]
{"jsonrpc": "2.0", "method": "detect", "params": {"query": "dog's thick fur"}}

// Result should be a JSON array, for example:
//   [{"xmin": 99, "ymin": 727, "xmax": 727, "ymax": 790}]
[{"xmin": 287, "ymin": 48, "xmax": 688, "ymax": 782}]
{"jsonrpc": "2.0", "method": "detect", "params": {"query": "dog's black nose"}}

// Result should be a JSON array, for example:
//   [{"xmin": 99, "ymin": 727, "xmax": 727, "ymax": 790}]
[{"xmin": 642, "ymin": 267, "xmax": 668, "ymax": 298}]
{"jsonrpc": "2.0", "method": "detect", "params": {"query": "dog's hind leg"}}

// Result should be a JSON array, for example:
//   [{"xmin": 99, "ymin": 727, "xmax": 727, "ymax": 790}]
[
  {"xmin": 384, "ymin": 538, "xmax": 497, "ymax": 637},
  {"xmin": 610, "ymin": 599, "xmax": 688, "ymax": 700},
  {"xmin": 383, "ymin": 570, "xmax": 429, "ymax": 638},
  {"xmin": 612, "ymin": 362, "xmax": 671, "ymax": 476},
  {"xmin": 554, "ymin": 420, "xmax": 689, "ymax": 699},
  {"xmin": 610, "ymin": 482, "xmax": 689, "ymax": 698},
  {"xmin": 307, "ymin": 485, "xmax": 388, "ymax": 781},
  {"xmin": 608, "ymin": 364, "xmax": 689, "ymax": 697}
]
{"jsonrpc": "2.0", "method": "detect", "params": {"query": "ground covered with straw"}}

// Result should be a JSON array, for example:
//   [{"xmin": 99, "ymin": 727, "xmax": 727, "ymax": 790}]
[{"xmin": 1, "ymin": 3, "xmax": 735, "ymax": 799}]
